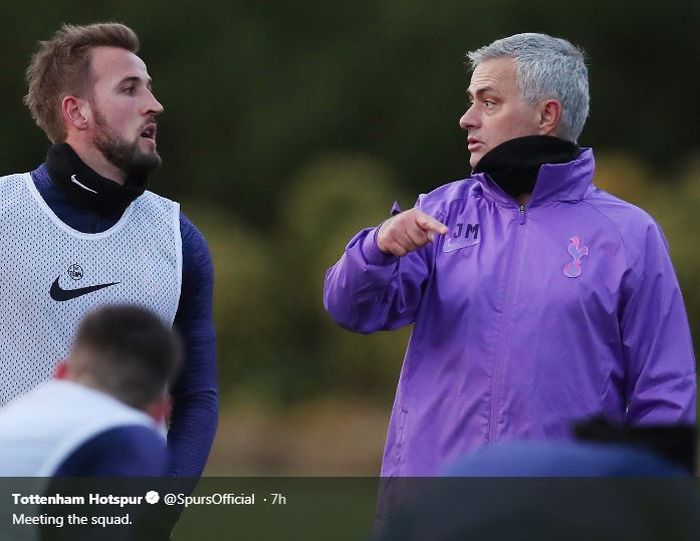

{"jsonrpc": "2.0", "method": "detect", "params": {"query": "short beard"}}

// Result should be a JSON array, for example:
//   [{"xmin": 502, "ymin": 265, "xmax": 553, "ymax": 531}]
[{"xmin": 92, "ymin": 106, "xmax": 162, "ymax": 180}]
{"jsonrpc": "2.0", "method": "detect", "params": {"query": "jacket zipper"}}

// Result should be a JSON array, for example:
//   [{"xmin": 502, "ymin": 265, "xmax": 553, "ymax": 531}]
[{"xmin": 488, "ymin": 203, "xmax": 527, "ymax": 442}]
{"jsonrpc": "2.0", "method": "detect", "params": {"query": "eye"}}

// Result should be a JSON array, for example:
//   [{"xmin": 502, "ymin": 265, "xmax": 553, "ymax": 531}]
[
  {"xmin": 122, "ymin": 86, "xmax": 136, "ymax": 95},
  {"xmin": 484, "ymin": 100, "xmax": 495, "ymax": 109}
]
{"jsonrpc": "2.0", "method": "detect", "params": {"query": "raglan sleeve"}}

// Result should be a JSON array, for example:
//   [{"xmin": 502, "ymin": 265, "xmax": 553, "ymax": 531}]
[
  {"xmin": 621, "ymin": 221, "xmax": 696, "ymax": 424},
  {"xmin": 168, "ymin": 212, "xmax": 218, "ymax": 476},
  {"xmin": 323, "ymin": 197, "xmax": 438, "ymax": 334}
]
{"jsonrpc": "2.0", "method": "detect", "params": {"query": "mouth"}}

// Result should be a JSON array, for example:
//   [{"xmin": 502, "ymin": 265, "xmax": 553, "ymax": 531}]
[
  {"xmin": 467, "ymin": 137, "xmax": 481, "ymax": 152},
  {"xmin": 140, "ymin": 124, "xmax": 157, "ymax": 142}
]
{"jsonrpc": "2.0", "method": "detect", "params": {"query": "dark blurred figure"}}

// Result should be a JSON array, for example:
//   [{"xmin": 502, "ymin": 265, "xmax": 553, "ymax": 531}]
[
  {"xmin": 377, "ymin": 419, "xmax": 699, "ymax": 541},
  {"xmin": 0, "ymin": 304, "xmax": 182, "ymax": 476},
  {"xmin": 0, "ymin": 305, "xmax": 184, "ymax": 541}
]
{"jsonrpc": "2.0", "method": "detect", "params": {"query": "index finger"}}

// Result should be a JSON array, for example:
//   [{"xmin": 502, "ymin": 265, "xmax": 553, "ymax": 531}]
[{"xmin": 415, "ymin": 212, "xmax": 448, "ymax": 235}]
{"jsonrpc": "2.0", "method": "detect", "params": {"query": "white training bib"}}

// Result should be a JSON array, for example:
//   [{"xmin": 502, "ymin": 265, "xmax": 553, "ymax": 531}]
[
  {"xmin": 0, "ymin": 173, "xmax": 182, "ymax": 406},
  {"xmin": 0, "ymin": 380, "xmax": 160, "ymax": 476}
]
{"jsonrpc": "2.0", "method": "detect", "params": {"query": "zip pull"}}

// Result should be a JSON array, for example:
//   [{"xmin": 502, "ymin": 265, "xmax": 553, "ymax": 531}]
[{"xmin": 518, "ymin": 204, "xmax": 526, "ymax": 225}]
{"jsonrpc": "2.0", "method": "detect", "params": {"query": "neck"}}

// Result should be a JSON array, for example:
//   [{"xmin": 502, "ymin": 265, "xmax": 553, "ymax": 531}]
[{"xmin": 65, "ymin": 136, "xmax": 126, "ymax": 185}]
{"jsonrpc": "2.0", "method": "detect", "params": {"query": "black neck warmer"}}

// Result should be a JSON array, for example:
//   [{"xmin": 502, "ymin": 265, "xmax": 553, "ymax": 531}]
[
  {"xmin": 473, "ymin": 135, "xmax": 580, "ymax": 199},
  {"xmin": 45, "ymin": 143, "xmax": 148, "ymax": 216}
]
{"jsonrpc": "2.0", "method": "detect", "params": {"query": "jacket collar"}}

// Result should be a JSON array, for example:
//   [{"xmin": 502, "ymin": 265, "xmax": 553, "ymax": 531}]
[
  {"xmin": 529, "ymin": 148, "xmax": 595, "ymax": 204},
  {"xmin": 471, "ymin": 142, "xmax": 595, "ymax": 207}
]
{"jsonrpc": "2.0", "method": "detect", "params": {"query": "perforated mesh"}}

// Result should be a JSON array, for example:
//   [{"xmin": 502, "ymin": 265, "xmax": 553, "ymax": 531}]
[{"xmin": 0, "ymin": 173, "xmax": 181, "ymax": 406}]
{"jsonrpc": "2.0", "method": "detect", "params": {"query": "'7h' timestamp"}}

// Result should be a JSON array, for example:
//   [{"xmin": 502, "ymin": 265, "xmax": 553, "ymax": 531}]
[{"xmin": 265, "ymin": 493, "xmax": 287, "ymax": 505}]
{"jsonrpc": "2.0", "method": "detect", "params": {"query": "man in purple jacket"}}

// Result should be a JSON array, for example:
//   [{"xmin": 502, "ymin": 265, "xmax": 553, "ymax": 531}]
[{"xmin": 324, "ymin": 33, "xmax": 696, "ymax": 477}]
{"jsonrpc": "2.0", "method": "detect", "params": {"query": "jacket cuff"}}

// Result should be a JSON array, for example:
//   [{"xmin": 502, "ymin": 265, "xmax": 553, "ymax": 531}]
[{"xmin": 361, "ymin": 225, "xmax": 397, "ymax": 266}]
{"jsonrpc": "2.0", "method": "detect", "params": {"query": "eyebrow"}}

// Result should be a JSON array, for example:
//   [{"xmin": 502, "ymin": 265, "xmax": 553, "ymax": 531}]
[
  {"xmin": 118, "ymin": 75, "xmax": 153, "ymax": 89},
  {"xmin": 467, "ymin": 85, "xmax": 499, "ymax": 99}
]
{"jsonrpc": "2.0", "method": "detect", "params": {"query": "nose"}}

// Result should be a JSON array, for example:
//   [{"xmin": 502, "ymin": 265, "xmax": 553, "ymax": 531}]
[
  {"xmin": 459, "ymin": 105, "xmax": 477, "ymax": 131},
  {"xmin": 146, "ymin": 89, "xmax": 164, "ymax": 116}
]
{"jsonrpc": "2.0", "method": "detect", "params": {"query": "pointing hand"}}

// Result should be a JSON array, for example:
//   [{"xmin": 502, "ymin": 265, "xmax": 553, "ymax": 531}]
[{"xmin": 377, "ymin": 209, "xmax": 448, "ymax": 256}]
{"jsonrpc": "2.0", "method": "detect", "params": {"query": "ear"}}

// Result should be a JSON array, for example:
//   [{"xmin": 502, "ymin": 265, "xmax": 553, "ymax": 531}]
[
  {"xmin": 53, "ymin": 360, "xmax": 69, "ymax": 380},
  {"xmin": 61, "ymin": 96, "xmax": 90, "ymax": 131},
  {"xmin": 538, "ymin": 99, "xmax": 562, "ymax": 136},
  {"xmin": 146, "ymin": 395, "xmax": 172, "ymax": 424}
]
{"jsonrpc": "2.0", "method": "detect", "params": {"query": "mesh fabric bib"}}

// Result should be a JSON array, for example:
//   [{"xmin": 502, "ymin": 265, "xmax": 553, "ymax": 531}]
[{"xmin": 0, "ymin": 173, "xmax": 182, "ymax": 406}]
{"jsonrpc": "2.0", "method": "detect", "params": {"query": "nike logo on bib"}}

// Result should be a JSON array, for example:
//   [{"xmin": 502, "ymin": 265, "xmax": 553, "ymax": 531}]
[{"xmin": 49, "ymin": 278, "xmax": 119, "ymax": 301}]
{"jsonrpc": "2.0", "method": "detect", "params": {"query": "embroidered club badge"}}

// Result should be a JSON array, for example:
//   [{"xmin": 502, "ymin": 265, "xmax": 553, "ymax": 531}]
[{"xmin": 563, "ymin": 236, "xmax": 589, "ymax": 278}]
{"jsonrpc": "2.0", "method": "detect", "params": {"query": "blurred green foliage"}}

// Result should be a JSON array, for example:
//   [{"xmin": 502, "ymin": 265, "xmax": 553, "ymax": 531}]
[{"xmin": 0, "ymin": 1, "xmax": 698, "ymax": 405}]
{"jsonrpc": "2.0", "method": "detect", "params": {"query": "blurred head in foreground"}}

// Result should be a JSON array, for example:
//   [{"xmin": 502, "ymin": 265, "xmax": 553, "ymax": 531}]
[{"xmin": 56, "ymin": 304, "xmax": 183, "ymax": 419}]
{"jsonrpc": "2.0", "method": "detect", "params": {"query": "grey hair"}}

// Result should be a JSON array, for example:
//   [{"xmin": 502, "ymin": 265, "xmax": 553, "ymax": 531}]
[{"xmin": 467, "ymin": 33, "xmax": 589, "ymax": 143}]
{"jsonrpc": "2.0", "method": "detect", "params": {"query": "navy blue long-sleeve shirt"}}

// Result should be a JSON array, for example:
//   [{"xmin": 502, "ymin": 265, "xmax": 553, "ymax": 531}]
[
  {"xmin": 54, "ymin": 425, "xmax": 168, "ymax": 476},
  {"xmin": 31, "ymin": 163, "xmax": 218, "ymax": 476}
]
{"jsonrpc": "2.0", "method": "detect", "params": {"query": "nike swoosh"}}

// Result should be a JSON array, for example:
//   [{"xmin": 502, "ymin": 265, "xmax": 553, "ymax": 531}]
[
  {"xmin": 70, "ymin": 174, "xmax": 98, "ymax": 194},
  {"xmin": 50, "ymin": 278, "xmax": 120, "ymax": 301},
  {"xmin": 443, "ymin": 237, "xmax": 479, "ymax": 253}
]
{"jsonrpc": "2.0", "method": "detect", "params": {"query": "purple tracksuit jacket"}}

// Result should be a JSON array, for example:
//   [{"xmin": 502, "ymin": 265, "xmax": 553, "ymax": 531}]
[{"xmin": 324, "ymin": 149, "xmax": 696, "ymax": 476}]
